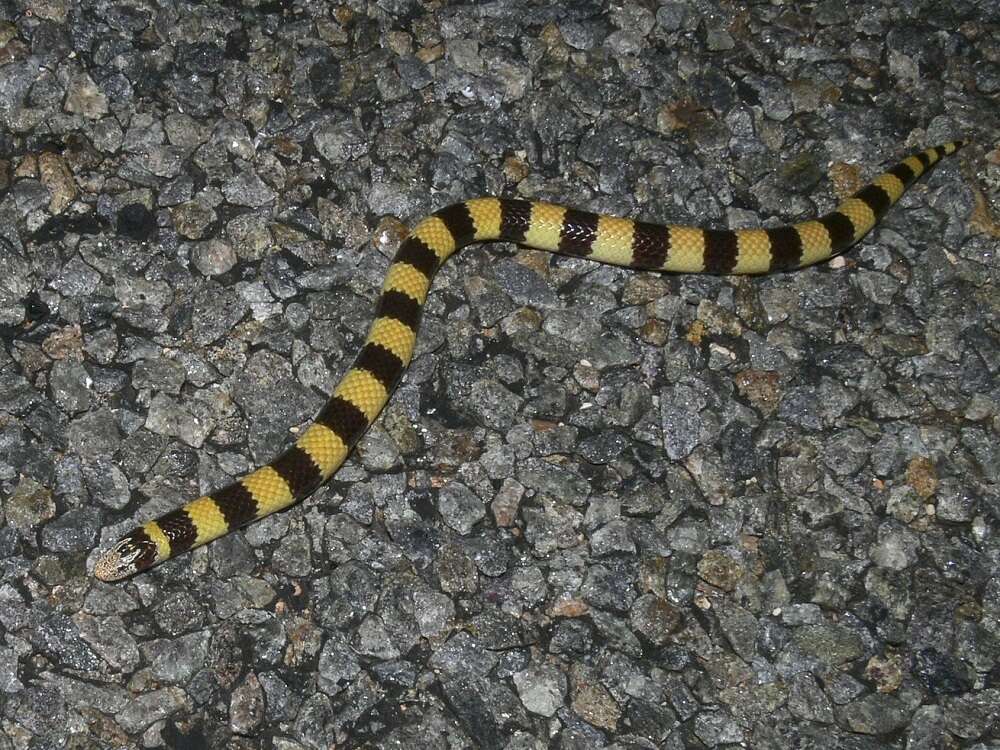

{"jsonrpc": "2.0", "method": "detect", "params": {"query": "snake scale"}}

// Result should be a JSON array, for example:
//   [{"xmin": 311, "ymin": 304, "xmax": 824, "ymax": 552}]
[{"xmin": 94, "ymin": 141, "xmax": 964, "ymax": 581}]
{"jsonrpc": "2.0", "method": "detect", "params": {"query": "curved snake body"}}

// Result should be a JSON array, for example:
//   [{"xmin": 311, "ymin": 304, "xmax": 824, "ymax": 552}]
[{"xmin": 94, "ymin": 142, "xmax": 964, "ymax": 581}]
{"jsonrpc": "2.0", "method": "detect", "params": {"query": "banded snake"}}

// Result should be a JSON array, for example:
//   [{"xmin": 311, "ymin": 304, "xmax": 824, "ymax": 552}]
[{"xmin": 94, "ymin": 141, "xmax": 965, "ymax": 581}]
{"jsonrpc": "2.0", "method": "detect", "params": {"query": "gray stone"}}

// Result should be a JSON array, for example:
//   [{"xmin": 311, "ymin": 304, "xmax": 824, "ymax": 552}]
[
  {"xmin": 41, "ymin": 507, "xmax": 101, "ymax": 552},
  {"xmin": 146, "ymin": 631, "xmax": 210, "ymax": 683},
  {"xmin": 145, "ymin": 392, "xmax": 214, "ymax": 448},
  {"xmin": 133, "ymin": 357, "xmax": 186, "ymax": 394},
  {"xmin": 82, "ymin": 457, "xmax": 131, "ymax": 509},
  {"xmin": 317, "ymin": 632, "xmax": 360, "ymax": 696},
  {"xmin": 693, "ymin": 710, "xmax": 744, "ymax": 745},
  {"xmin": 6, "ymin": 475, "xmax": 56, "ymax": 531},
  {"xmin": 314, "ymin": 120, "xmax": 369, "ymax": 164},
  {"xmin": 791, "ymin": 623, "xmax": 865, "ymax": 666},
  {"xmin": 512, "ymin": 662, "xmax": 566, "ymax": 717},
  {"xmin": 230, "ymin": 672, "xmax": 266, "ymax": 735},
  {"xmin": 589, "ymin": 519, "xmax": 635, "ymax": 556},
  {"xmin": 118, "ymin": 688, "xmax": 187, "ymax": 733},
  {"xmin": 787, "ymin": 672, "xmax": 834, "ymax": 724},
  {"xmin": 429, "ymin": 632, "xmax": 498, "ymax": 678},
  {"xmin": 437, "ymin": 481, "xmax": 485, "ymax": 535},
  {"xmin": 170, "ymin": 199, "xmax": 216, "ymax": 239},
  {"xmin": 223, "ymin": 170, "xmax": 276, "ymax": 208},
  {"xmin": 870, "ymin": 524, "xmax": 920, "ymax": 570},
  {"xmin": 192, "ymin": 238, "xmax": 238, "ymax": 276},
  {"xmin": 227, "ymin": 213, "xmax": 272, "ymax": 261},
  {"xmin": 935, "ymin": 477, "xmax": 978, "ymax": 522},
  {"xmin": 629, "ymin": 594, "xmax": 682, "ymax": 645},
  {"xmin": 836, "ymin": 693, "xmax": 909, "ymax": 735},
  {"xmin": 413, "ymin": 591, "xmax": 454, "ymax": 639},
  {"xmin": 31, "ymin": 614, "xmax": 101, "ymax": 672},
  {"xmin": 64, "ymin": 72, "xmax": 108, "ymax": 118}
]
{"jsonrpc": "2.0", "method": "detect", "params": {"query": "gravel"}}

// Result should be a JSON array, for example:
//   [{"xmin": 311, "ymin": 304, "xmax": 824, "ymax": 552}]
[{"xmin": 0, "ymin": 1, "xmax": 997, "ymax": 748}]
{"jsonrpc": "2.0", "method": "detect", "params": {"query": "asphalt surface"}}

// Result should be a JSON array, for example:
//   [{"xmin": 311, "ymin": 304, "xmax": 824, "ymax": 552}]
[{"xmin": 0, "ymin": 1, "xmax": 998, "ymax": 748}]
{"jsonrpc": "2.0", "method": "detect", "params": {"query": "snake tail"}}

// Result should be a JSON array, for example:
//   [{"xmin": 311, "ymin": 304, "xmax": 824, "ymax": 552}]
[{"xmin": 93, "ymin": 141, "xmax": 964, "ymax": 581}]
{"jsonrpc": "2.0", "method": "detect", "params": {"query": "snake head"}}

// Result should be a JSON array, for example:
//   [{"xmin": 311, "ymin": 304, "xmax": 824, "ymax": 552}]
[{"xmin": 93, "ymin": 531, "xmax": 158, "ymax": 582}]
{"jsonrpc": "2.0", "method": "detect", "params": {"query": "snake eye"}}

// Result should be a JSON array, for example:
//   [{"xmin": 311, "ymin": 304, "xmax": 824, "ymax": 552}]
[{"xmin": 118, "ymin": 544, "xmax": 142, "ymax": 567}]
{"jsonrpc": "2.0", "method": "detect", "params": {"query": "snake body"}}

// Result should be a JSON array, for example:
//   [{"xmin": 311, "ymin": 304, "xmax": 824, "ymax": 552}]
[{"xmin": 94, "ymin": 142, "xmax": 964, "ymax": 581}]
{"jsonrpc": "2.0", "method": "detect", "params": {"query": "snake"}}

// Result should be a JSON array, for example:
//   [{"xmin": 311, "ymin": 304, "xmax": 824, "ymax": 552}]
[{"xmin": 93, "ymin": 141, "xmax": 964, "ymax": 581}]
